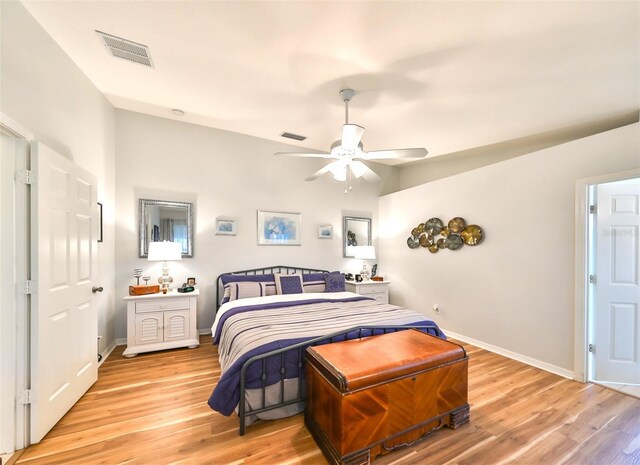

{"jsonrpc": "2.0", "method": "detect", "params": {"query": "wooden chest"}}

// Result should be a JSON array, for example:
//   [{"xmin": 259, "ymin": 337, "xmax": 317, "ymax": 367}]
[{"xmin": 305, "ymin": 329, "xmax": 469, "ymax": 465}]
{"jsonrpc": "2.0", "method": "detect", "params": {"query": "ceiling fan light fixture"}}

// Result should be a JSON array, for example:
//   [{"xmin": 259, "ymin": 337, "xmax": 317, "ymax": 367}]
[
  {"xmin": 273, "ymin": 87, "xmax": 427, "ymax": 189},
  {"xmin": 349, "ymin": 160, "xmax": 367, "ymax": 178},
  {"xmin": 329, "ymin": 163, "xmax": 347, "ymax": 182}
]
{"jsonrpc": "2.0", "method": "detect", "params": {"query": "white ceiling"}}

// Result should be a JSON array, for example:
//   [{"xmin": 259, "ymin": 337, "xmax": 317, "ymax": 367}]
[{"xmin": 22, "ymin": 1, "xmax": 639, "ymax": 164}]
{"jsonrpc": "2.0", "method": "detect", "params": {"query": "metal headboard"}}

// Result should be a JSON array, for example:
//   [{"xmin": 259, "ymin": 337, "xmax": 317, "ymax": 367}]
[{"xmin": 215, "ymin": 265, "xmax": 330, "ymax": 311}]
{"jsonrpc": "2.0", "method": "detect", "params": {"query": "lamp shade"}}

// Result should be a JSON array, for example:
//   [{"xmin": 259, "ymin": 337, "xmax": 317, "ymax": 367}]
[
  {"xmin": 147, "ymin": 241, "xmax": 182, "ymax": 261},
  {"xmin": 354, "ymin": 245, "xmax": 376, "ymax": 260}
]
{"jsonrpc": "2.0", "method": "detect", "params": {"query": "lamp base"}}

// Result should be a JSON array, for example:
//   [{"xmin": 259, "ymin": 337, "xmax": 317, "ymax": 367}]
[
  {"xmin": 360, "ymin": 262, "xmax": 370, "ymax": 281},
  {"xmin": 158, "ymin": 260, "xmax": 174, "ymax": 291}
]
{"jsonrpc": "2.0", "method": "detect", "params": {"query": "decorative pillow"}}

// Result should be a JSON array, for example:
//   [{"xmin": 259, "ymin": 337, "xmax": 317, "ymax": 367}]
[
  {"xmin": 275, "ymin": 274, "xmax": 304, "ymax": 295},
  {"xmin": 325, "ymin": 273, "xmax": 346, "ymax": 292},
  {"xmin": 220, "ymin": 274, "xmax": 276, "ymax": 304},
  {"xmin": 228, "ymin": 281, "xmax": 269, "ymax": 301}
]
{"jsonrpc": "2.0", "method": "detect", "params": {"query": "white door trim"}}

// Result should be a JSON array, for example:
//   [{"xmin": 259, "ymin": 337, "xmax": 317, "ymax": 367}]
[
  {"xmin": 574, "ymin": 168, "xmax": 640, "ymax": 382},
  {"xmin": 0, "ymin": 115, "xmax": 33, "ymax": 452}
]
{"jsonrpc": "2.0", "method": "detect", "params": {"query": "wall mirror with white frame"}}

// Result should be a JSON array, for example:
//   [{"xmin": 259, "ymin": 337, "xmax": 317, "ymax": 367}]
[
  {"xmin": 343, "ymin": 216, "xmax": 371, "ymax": 258},
  {"xmin": 139, "ymin": 199, "xmax": 193, "ymax": 258}
]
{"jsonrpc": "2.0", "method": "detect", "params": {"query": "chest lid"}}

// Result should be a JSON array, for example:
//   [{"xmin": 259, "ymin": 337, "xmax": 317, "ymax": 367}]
[{"xmin": 306, "ymin": 329, "xmax": 466, "ymax": 392}]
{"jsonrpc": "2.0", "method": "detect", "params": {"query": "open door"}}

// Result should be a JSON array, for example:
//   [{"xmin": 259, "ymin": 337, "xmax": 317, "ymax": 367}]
[
  {"xmin": 30, "ymin": 142, "xmax": 98, "ymax": 443},
  {"xmin": 593, "ymin": 178, "xmax": 640, "ymax": 385}
]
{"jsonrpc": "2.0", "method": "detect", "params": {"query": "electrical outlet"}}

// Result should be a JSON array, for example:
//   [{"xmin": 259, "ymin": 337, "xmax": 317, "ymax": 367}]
[{"xmin": 432, "ymin": 304, "xmax": 440, "ymax": 314}]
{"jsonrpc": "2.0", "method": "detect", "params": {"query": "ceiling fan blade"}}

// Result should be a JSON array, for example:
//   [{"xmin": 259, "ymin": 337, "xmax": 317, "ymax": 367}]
[
  {"xmin": 341, "ymin": 124, "xmax": 365, "ymax": 151},
  {"xmin": 361, "ymin": 148, "xmax": 428, "ymax": 160},
  {"xmin": 305, "ymin": 162, "xmax": 335, "ymax": 181},
  {"xmin": 350, "ymin": 161, "xmax": 381, "ymax": 182},
  {"xmin": 274, "ymin": 151, "xmax": 334, "ymax": 159}
]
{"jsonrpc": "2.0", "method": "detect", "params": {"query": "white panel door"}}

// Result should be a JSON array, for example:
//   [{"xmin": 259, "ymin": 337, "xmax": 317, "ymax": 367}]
[
  {"xmin": 594, "ymin": 179, "xmax": 640, "ymax": 384},
  {"xmin": 31, "ymin": 142, "xmax": 98, "ymax": 443}
]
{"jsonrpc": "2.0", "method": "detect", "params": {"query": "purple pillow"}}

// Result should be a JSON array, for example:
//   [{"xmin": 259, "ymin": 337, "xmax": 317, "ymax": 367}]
[
  {"xmin": 275, "ymin": 274, "xmax": 304, "ymax": 295},
  {"xmin": 325, "ymin": 273, "xmax": 346, "ymax": 292}
]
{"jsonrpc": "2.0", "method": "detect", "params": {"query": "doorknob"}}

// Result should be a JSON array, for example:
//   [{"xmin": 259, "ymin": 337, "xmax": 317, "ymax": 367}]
[{"xmin": 92, "ymin": 286, "xmax": 104, "ymax": 293}]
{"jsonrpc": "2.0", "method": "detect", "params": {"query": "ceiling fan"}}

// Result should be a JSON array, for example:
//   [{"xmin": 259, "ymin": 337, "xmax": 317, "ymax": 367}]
[{"xmin": 275, "ymin": 89, "xmax": 428, "ymax": 190}]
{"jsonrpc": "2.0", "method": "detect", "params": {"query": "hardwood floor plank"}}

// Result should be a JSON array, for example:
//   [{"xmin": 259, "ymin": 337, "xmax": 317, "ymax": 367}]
[{"xmin": 13, "ymin": 335, "xmax": 640, "ymax": 465}]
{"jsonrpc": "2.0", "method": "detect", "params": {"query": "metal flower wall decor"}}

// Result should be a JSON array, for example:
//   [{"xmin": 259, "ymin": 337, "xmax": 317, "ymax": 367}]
[{"xmin": 407, "ymin": 217, "xmax": 484, "ymax": 253}]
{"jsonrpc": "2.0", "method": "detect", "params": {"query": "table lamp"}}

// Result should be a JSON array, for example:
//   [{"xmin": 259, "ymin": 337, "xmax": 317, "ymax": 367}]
[
  {"xmin": 354, "ymin": 245, "xmax": 376, "ymax": 281},
  {"xmin": 147, "ymin": 241, "xmax": 182, "ymax": 292}
]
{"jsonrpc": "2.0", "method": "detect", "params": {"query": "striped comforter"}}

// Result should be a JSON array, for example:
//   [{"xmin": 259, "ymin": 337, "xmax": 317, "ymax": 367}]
[{"xmin": 208, "ymin": 292, "xmax": 445, "ymax": 416}]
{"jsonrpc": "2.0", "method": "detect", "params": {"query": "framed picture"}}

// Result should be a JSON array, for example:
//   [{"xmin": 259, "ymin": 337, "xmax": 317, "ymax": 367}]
[
  {"xmin": 215, "ymin": 219, "xmax": 237, "ymax": 236},
  {"xmin": 97, "ymin": 202, "xmax": 103, "ymax": 243},
  {"xmin": 318, "ymin": 224, "xmax": 333, "ymax": 239},
  {"xmin": 257, "ymin": 210, "xmax": 301, "ymax": 246}
]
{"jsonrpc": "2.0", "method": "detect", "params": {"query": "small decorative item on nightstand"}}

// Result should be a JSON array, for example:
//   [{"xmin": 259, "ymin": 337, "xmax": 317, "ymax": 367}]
[
  {"xmin": 129, "ymin": 269, "xmax": 160, "ymax": 296},
  {"xmin": 177, "ymin": 284, "xmax": 195, "ymax": 293}
]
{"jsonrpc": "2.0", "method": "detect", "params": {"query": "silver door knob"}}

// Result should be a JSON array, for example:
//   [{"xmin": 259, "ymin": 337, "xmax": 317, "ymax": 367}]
[{"xmin": 92, "ymin": 286, "xmax": 104, "ymax": 293}]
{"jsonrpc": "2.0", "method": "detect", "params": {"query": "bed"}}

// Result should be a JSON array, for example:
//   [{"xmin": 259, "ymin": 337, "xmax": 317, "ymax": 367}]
[{"xmin": 207, "ymin": 265, "xmax": 445, "ymax": 435}]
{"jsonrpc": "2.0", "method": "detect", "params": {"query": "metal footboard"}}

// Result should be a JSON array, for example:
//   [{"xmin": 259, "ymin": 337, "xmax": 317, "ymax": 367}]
[{"xmin": 237, "ymin": 324, "xmax": 437, "ymax": 435}]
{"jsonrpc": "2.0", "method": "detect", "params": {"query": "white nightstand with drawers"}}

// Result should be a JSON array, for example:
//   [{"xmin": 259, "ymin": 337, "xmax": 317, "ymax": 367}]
[
  {"xmin": 345, "ymin": 280, "xmax": 390, "ymax": 304},
  {"xmin": 123, "ymin": 290, "xmax": 199, "ymax": 357}
]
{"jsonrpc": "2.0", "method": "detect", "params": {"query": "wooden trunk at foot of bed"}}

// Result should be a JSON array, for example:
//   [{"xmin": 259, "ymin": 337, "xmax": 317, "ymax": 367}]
[{"xmin": 305, "ymin": 329, "xmax": 470, "ymax": 465}]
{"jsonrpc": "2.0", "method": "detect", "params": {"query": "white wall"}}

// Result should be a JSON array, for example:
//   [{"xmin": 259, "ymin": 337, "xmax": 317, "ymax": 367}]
[
  {"xmin": 114, "ymin": 110, "xmax": 395, "ymax": 337},
  {"xmin": 1, "ymin": 1, "xmax": 117, "ymax": 354},
  {"xmin": 379, "ymin": 123, "xmax": 639, "ymax": 372}
]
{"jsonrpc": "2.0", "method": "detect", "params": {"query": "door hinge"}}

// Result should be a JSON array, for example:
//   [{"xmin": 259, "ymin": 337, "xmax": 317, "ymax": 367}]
[
  {"xmin": 589, "ymin": 275, "xmax": 596, "ymax": 284},
  {"xmin": 15, "ymin": 169, "xmax": 36, "ymax": 185},
  {"xmin": 17, "ymin": 390, "xmax": 35, "ymax": 405},
  {"xmin": 19, "ymin": 280, "xmax": 36, "ymax": 294},
  {"xmin": 589, "ymin": 204, "xmax": 597, "ymax": 214},
  {"xmin": 588, "ymin": 344, "xmax": 595, "ymax": 353}
]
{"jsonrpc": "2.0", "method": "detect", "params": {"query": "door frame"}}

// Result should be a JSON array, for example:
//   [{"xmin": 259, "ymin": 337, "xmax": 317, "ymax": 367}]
[
  {"xmin": 1, "ymin": 113, "xmax": 33, "ymax": 453},
  {"xmin": 574, "ymin": 168, "xmax": 640, "ymax": 383}
]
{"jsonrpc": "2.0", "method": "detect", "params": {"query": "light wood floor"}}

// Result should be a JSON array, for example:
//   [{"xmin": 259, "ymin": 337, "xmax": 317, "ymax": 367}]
[{"xmin": 9, "ymin": 335, "xmax": 640, "ymax": 465}]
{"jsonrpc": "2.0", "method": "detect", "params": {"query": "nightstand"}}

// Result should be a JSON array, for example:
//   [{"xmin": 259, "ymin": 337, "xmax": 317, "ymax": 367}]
[
  {"xmin": 345, "ymin": 280, "xmax": 390, "ymax": 304},
  {"xmin": 123, "ymin": 290, "xmax": 200, "ymax": 357}
]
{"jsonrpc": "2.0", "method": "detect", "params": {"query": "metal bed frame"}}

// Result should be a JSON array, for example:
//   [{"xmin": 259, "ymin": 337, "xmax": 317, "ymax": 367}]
[{"xmin": 214, "ymin": 266, "xmax": 438, "ymax": 436}]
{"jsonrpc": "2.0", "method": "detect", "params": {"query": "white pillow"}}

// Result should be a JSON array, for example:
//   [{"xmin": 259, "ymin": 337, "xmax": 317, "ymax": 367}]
[{"xmin": 228, "ymin": 281, "xmax": 268, "ymax": 301}]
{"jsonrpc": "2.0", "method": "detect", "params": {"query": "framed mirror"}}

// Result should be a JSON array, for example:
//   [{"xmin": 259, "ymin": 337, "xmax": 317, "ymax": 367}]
[
  {"xmin": 139, "ymin": 199, "xmax": 193, "ymax": 258},
  {"xmin": 343, "ymin": 216, "xmax": 371, "ymax": 257}
]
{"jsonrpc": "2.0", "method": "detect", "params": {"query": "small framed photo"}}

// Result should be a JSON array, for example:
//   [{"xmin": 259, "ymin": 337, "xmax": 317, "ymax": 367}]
[
  {"xmin": 318, "ymin": 224, "xmax": 333, "ymax": 239},
  {"xmin": 187, "ymin": 277, "xmax": 197, "ymax": 286},
  {"xmin": 257, "ymin": 210, "xmax": 301, "ymax": 246},
  {"xmin": 215, "ymin": 219, "xmax": 237, "ymax": 236}
]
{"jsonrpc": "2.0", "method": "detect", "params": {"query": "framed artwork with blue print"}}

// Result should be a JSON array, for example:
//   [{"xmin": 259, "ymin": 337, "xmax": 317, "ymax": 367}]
[
  {"xmin": 318, "ymin": 224, "xmax": 333, "ymax": 239},
  {"xmin": 215, "ymin": 219, "xmax": 237, "ymax": 236},
  {"xmin": 257, "ymin": 210, "xmax": 301, "ymax": 246}
]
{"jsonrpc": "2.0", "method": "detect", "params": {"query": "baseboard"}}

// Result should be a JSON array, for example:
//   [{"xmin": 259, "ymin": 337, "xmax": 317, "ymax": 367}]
[
  {"xmin": 98, "ymin": 340, "xmax": 118, "ymax": 367},
  {"xmin": 442, "ymin": 329, "xmax": 575, "ymax": 380},
  {"xmin": 198, "ymin": 328, "xmax": 212, "ymax": 335}
]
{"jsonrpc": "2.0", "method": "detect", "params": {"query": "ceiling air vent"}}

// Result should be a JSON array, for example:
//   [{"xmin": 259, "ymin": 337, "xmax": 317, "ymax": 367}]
[
  {"xmin": 280, "ymin": 132, "xmax": 307, "ymax": 141},
  {"xmin": 96, "ymin": 30, "xmax": 154, "ymax": 68}
]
